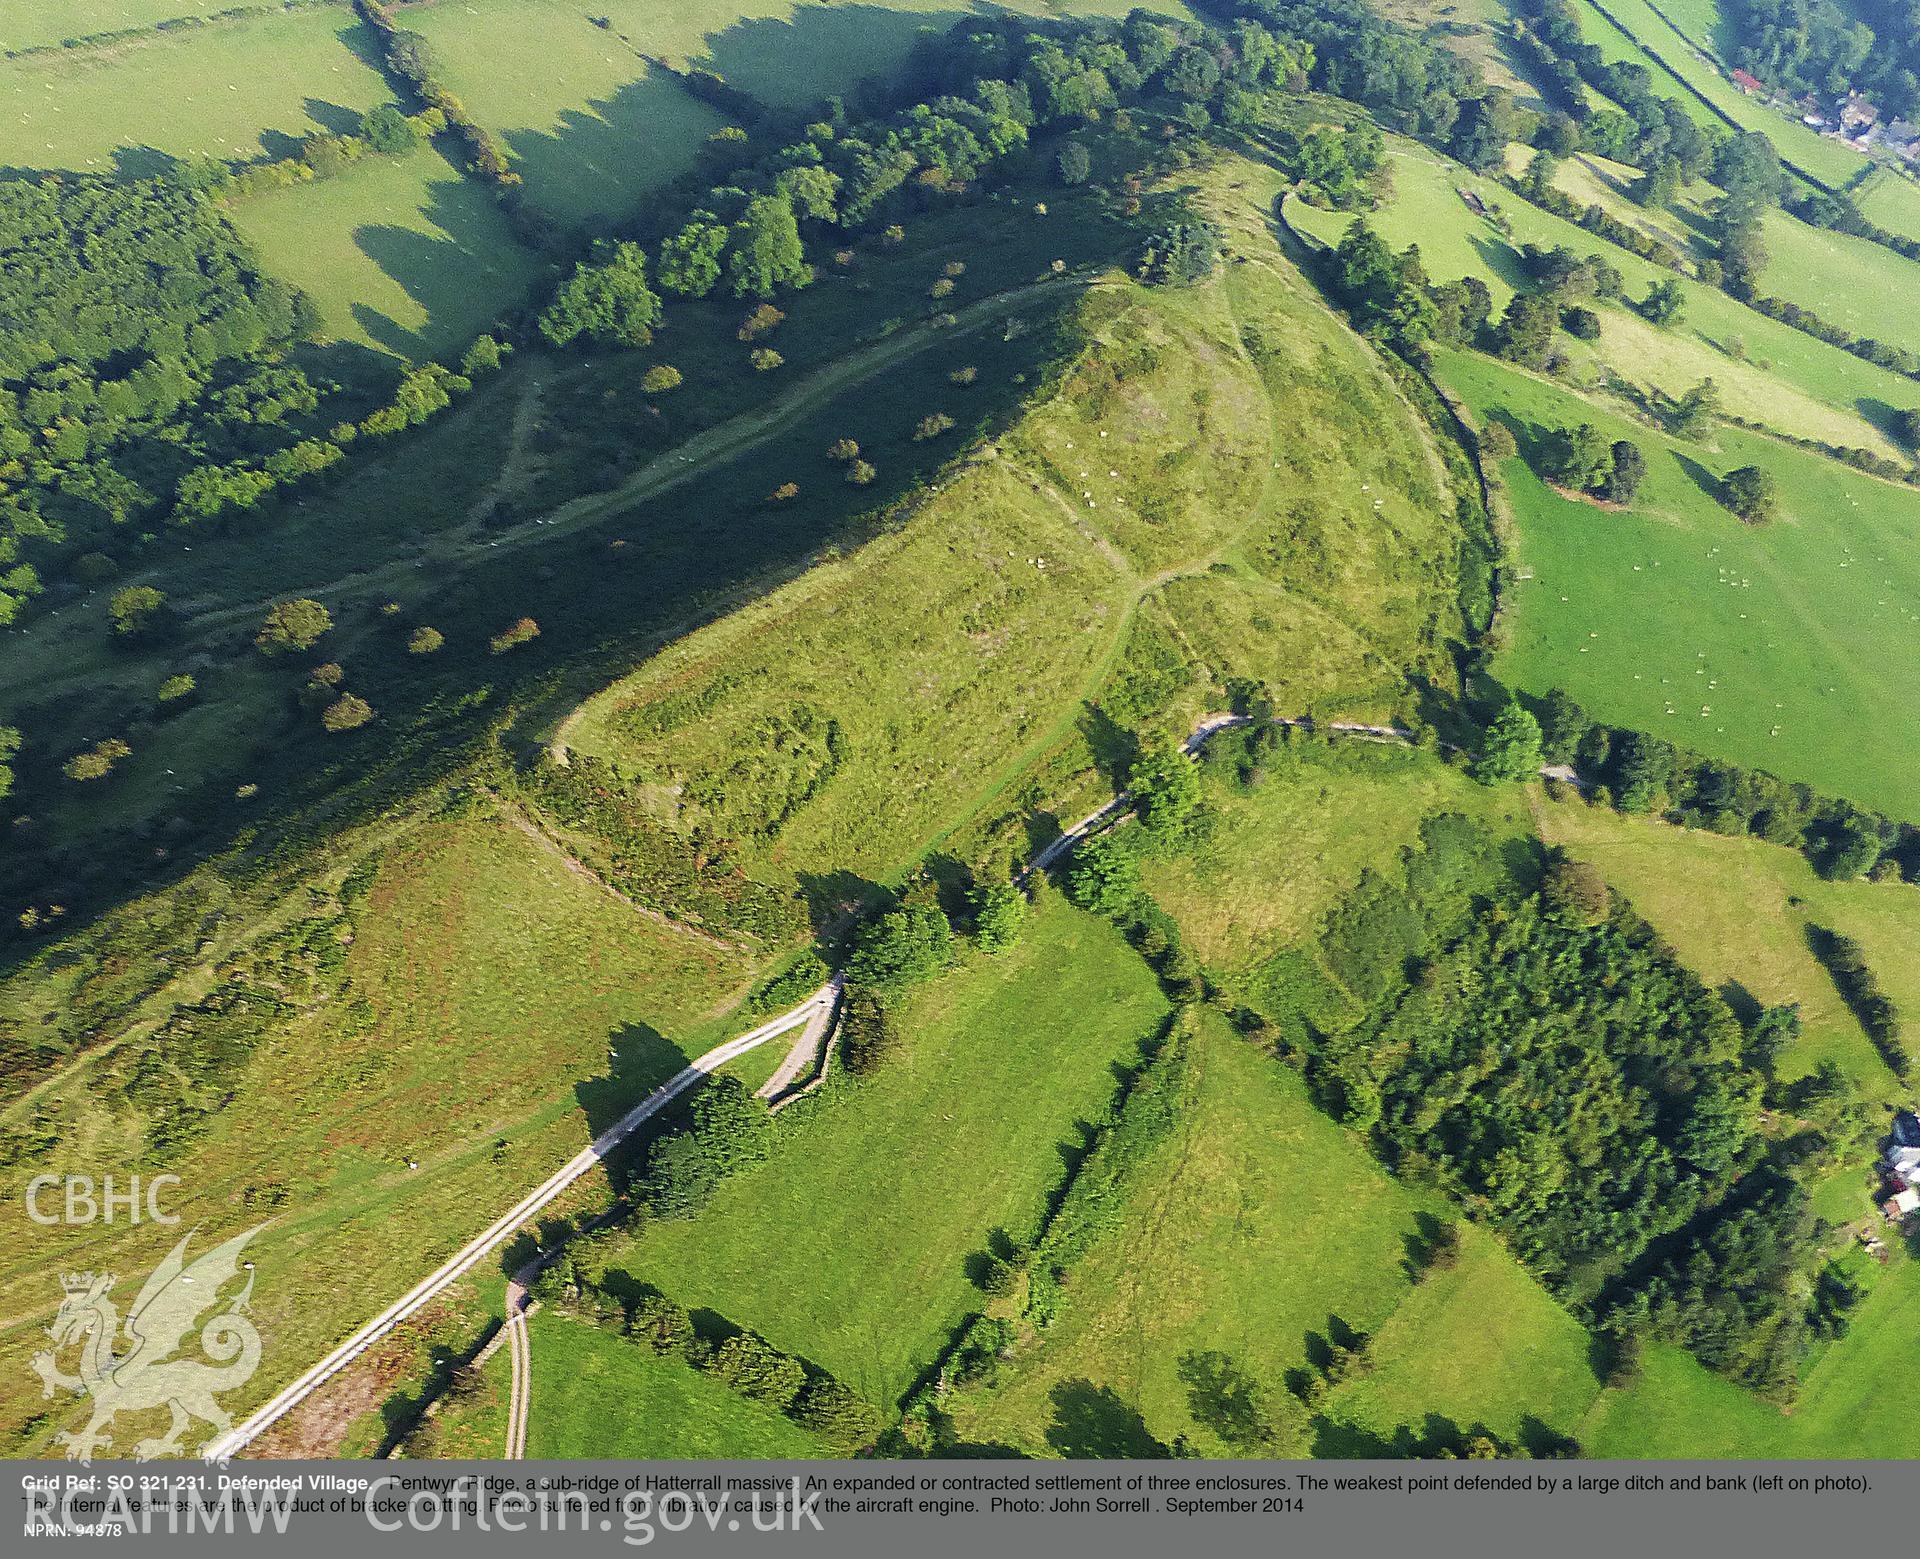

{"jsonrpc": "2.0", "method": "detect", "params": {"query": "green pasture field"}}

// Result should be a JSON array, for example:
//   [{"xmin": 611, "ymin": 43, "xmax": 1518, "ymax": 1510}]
[
  {"xmin": 0, "ymin": 811, "xmax": 751, "ymax": 1452},
  {"xmin": 228, "ymin": 144, "xmax": 548, "ymax": 359},
  {"xmin": 1287, "ymin": 142, "xmax": 1920, "ymax": 460},
  {"xmin": 403, "ymin": 0, "xmax": 727, "ymax": 233},
  {"xmin": 1852, "ymin": 165, "xmax": 1920, "ymax": 244},
  {"xmin": 579, "ymin": 0, "xmax": 1187, "ymax": 110},
  {"xmin": 0, "ymin": 0, "xmax": 269, "ymax": 54},
  {"xmin": 1140, "ymin": 741, "xmax": 1533, "ymax": 977},
  {"xmin": 1566, "ymin": 0, "xmax": 1870, "ymax": 186},
  {"xmin": 1581, "ymin": 1254, "xmax": 1920, "ymax": 1456},
  {"xmin": 408, "ymin": 1304, "xmax": 832, "ymax": 1458},
  {"xmin": 0, "ymin": 6, "xmax": 390, "ymax": 171},
  {"xmin": 402, "ymin": 1, "xmax": 1183, "ymax": 229},
  {"xmin": 523, "ymin": 1312, "xmax": 830, "ymax": 1458},
  {"xmin": 1435, "ymin": 347, "xmax": 1920, "ymax": 820},
  {"xmin": 1537, "ymin": 791, "xmax": 1918, "ymax": 1095},
  {"xmin": 947, "ymin": 1012, "xmax": 1603, "ymax": 1456},
  {"xmin": 597, "ymin": 895, "xmax": 1172, "ymax": 1407},
  {"xmin": 1758, "ymin": 206, "xmax": 1920, "ymax": 365}
]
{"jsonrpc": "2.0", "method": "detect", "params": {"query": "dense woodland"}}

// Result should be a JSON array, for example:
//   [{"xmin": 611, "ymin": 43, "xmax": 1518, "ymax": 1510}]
[
  {"xmin": 1150, "ymin": 727, "xmax": 1875, "ymax": 1397},
  {"xmin": 0, "ymin": 178, "xmax": 317, "ymax": 621},
  {"xmin": 1725, "ymin": 0, "xmax": 1920, "ymax": 120}
]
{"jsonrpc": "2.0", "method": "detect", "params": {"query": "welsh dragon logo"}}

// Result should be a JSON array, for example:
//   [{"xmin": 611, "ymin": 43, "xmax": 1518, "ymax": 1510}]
[{"xmin": 31, "ymin": 1226, "xmax": 265, "ymax": 1462}]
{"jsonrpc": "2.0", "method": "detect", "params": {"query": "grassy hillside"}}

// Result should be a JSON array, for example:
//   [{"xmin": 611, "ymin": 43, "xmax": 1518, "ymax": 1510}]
[
  {"xmin": 1758, "ymin": 206, "xmax": 1920, "ymax": 364},
  {"xmin": 0, "ymin": 808, "xmax": 751, "ymax": 1452},
  {"xmin": 599, "ymin": 894, "xmax": 1171, "ymax": 1406},
  {"xmin": 1853, "ymin": 166, "xmax": 1920, "ymax": 244},
  {"xmin": 1288, "ymin": 140, "xmax": 1920, "ymax": 461},
  {"xmin": 558, "ymin": 198, "xmax": 1475, "ymax": 902},
  {"xmin": 946, "ymin": 1011, "xmax": 1601, "ymax": 1456},
  {"xmin": 1436, "ymin": 348, "xmax": 1920, "ymax": 820}
]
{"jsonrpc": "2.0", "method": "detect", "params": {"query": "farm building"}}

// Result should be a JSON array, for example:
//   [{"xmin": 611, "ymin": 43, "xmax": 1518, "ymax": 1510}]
[
  {"xmin": 1731, "ymin": 69, "xmax": 1764, "ymax": 95},
  {"xmin": 1839, "ymin": 93, "xmax": 1880, "ymax": 131},
  {"xmin": 1882, "ymin": 1110, "xmax": 1920, "ymax": 1190}
]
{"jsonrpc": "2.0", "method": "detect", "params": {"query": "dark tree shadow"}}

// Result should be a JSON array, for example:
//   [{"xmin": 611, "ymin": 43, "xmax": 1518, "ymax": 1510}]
[
  {"xmin": 1718, "ymin": 978, "xmax": 1762, "ymax": 1028},
  {"xmin": 109, "ymin": 145, "xmax": 180, "ymax": 181},
  {"xmin": 574, "ymin": 1022, "xmax": 689, "ymax": 1141},
  {"xmin": 1079, "ymin": 701, "xmax": 1139, "ymax": 791},
  {"xmin": 1045, "ymin": 1379, "xmax": 1167, "ymax": 1459},
  {"xmin": 1177, "ymin": 1350, "xmax": 1275, "ymax": 1450},
  {"xmin": 795, "ymin": 868, "xmax": 884, "ymax": 937},
  {"xmin": 302, "ymin": 96, "xmax": 368, "ymax": 137},
  {"xmin": 1671, "ymin": 449, "xmax": 1726, "ymax": 503},
  {"xmin": 923, "ymin": 850, "xmax": 976, "ymax": 923},
  {"xmin": 1402, "ymin": 1209, "xmax": 1447, "ymax": 1280}
]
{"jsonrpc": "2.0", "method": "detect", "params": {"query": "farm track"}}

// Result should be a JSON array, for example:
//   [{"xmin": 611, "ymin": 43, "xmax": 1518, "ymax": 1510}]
[{"xmin": 186, "ymin": 278, "xmax": 1092, "ymax": 635}]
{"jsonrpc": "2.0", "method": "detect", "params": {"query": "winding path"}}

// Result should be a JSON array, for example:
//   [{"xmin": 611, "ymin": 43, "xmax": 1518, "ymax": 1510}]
[
  {"xmin": 201, "ymin": 981, "xmax": 840, "ymax": 1462},
  {"xmin": 503, "ymin": 1301, "xmax": 529, "ymax": 1461}
]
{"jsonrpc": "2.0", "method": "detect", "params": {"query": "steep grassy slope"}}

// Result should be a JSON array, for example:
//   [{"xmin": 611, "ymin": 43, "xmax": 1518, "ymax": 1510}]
[
  {"xmin": 0, "ymin": 807, "xmax": 751, "ymax": 1453},
  {"xmin": 557, "ymin": 198, "xmax": 1475, "ymax": 903}
]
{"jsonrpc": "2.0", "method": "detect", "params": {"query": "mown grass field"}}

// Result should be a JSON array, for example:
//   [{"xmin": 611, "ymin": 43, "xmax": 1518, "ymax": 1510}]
[
  {"xmin": 598, "ymin": 894, "xmax": 1171, "ymax": 1407},
  {"xmin": 1435, "ymin": 347, "xmax": 1920, "ymax": 820},
  {"xmin": 1288, "ymin": 140, "xmax": 1920, "ymax": 460},
  {"xmin": 228, "ymin": 144, "xmax": 547, "ymax": 359},
  {"xmin": 0, "ymin": 810, "xmax": 751, "ymax": 1452},
  {"xmin": 524, "ymin": 1312, "xmax": 830, "ymax": 1458},
  {"xmin": 947, "ymin": 1012, "xmax": 1602, "ymax": 1456},
  {"xmin": 0, "ymin": 6, "xmax": 390, "ymax": 171},
  {"xmin": 1538, "ymin": 792, "xmax": 1919, "ymax": 1095}
]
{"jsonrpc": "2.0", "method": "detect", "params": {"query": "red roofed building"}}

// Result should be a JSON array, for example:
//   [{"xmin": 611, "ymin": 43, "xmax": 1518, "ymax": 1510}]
[{"xmin": 1731, "ymin": 68, "xmax": 1764, "ymax": 94}]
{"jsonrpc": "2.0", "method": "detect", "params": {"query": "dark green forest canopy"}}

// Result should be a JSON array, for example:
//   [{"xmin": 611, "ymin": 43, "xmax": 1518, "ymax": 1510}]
[
  {"xmin": 0, "ymin": 174, "xmax": 322, "ymax": 616},
  {"xmin": 1361, "ymin": 888, "xmax": 1828, "ymax": 1393}
]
